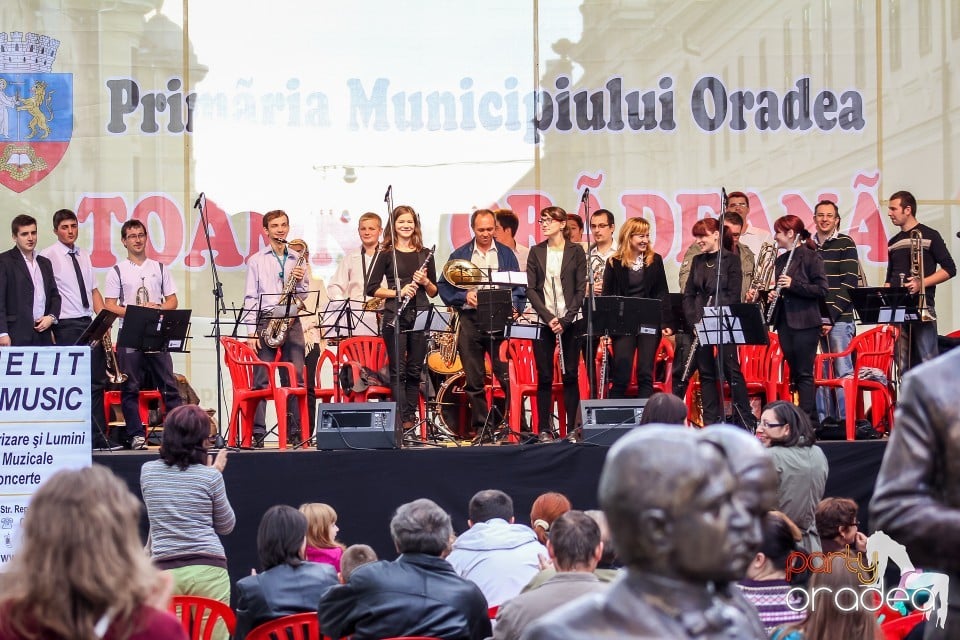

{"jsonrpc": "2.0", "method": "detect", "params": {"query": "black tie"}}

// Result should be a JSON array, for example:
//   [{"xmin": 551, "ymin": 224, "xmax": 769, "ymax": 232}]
[{"xmin": 69, "ymin": 250, "xmax": 90, "ymax": 309}]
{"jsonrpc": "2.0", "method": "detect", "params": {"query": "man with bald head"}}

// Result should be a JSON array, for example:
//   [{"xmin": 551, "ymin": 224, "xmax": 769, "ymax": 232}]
[{"xmin": 524, "ymin": 425, "xmax": 777, "ymax": 639}]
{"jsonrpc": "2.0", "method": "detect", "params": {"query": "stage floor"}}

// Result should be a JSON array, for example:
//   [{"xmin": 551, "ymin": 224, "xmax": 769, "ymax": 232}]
[{"xmin": 97, "ymin": 438, "xmax": 887, "ymax": 598}]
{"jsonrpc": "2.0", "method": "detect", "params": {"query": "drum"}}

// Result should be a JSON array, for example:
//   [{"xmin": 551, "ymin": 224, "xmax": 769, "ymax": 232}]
[
  {"xmin": 434, "ymin": 371, "xmax": 470, "ymax": 438},
  {"xmin": 426, "ymin": 349, "xmax": 463, "ymax": 375}
]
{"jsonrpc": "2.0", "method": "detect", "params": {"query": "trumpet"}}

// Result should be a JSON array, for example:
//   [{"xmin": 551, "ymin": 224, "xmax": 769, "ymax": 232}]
[
  {"xmin": 910, "ymin": 229, "xmax": 936, "ymax": 322},
  {"xmin": 135, "ymin": 277, "xmax": 149, "ymax": 305}
]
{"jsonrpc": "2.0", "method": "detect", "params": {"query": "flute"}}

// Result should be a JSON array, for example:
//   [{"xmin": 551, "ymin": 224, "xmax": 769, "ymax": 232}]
[{"xmin": 550, "ymin": 276, "xmax": 566, "ymax": 375}]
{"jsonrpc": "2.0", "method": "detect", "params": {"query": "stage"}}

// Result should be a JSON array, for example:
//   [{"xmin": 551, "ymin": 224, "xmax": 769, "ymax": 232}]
[{"xmin": 97, "ymin": 438, "xmax": 888, "ymax": 597}]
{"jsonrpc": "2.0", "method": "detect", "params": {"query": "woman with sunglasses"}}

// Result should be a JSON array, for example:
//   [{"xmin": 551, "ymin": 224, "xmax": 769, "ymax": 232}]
[
  {"xmin": 525, "ymin": 206, "xmax": 586, "ymax": 441},
  {"xmin": 756, "ymin": 400, "xmax": 829, "ymax": 552},
  {"xmin": 601, "ymin": 217, "xmax": 670, "ymax": 399},
  {"xmin": 367, "ymin": 205, "xmax": 438, "ymax": 431}
]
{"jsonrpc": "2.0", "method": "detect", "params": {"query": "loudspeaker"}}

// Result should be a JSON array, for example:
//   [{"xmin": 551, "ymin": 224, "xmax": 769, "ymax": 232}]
[
  {"xmin": 580, "ymin": 398, "xmax": 647, "ymax": 446},
  {"xmin": 315, "ymin": 402, "xmax": 400, "ymax": 450}
]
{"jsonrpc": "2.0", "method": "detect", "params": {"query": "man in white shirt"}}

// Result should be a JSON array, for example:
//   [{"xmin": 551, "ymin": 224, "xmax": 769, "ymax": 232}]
[
  {"xmin": 103, "ymin": 219, "xmax": 182, "ymax": 449},
  {"xmin": 326, "ymin": 212, "xmax": 383, "ymax": 302},
  {"xmin": 494, "ymin": 209, "xmax": 529, "ymax": 271},
  {"xmin": 725, "ymin": 191, "xmax": 772, "ymax": 262},
  {"xmin": 586, "ymin": 209, "xmax": 617, "ymax": 296},
  {"xmin": 242, "ymin": 210, "xmax": 309, "ymax": 447},
  {"xmin": 41, "ymin": 209, "xmax": 119, "ymax": 450}
]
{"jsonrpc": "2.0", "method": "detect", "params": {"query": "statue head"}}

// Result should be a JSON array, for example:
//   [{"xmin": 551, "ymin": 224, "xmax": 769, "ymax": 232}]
[{"xmin": 599, "ymin": 424, "xmax": 776, "ymax": 582}]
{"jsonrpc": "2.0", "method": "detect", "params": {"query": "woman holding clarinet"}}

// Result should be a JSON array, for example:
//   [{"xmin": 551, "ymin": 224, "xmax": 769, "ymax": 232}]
[
  {"xmin": 757, "ymin": 214, "xmax": 828, "ymax": 427},
  {"xmin": 367, "ymin": 205, "xmax": 437, "ymax": 431},
  {"xmin": 526, "ymin": 206, "xmax": 586, "ymax": 441}
]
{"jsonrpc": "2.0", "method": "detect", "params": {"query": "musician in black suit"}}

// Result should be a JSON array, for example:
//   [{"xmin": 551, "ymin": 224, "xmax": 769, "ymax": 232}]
[
  {"xmin": 526, "ymin": 206, "xmax": 587, "ymax": 441},
  {"xmin": 762, "ymin": 214, "xmax": 828, "ymax": 425},
  {"xmin": 0, "ymin": 215, "xmax": 61, "ymax": 346}
]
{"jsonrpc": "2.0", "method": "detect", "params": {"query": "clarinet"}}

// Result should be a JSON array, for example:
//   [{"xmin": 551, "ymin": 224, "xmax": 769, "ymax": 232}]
[
  {"xmin": 550, "ymin": 276, "xmax": 566, "ymax": 375},
  {"xmin": 765, "ymin": 237, "xmax": 800, "ymax": 324},
  {"xmin": 396, "ymin": 245, "xmax": 436, "ymax": 316},
  {"xmin": 598, "ymin": 330, "xmax": 609, "ymax": 398}
]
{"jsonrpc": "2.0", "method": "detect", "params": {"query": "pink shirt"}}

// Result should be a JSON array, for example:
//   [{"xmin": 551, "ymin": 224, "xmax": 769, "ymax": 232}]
[{"xmin": 305, "ymin": 545, "xmax": 343, "ymax": 572}]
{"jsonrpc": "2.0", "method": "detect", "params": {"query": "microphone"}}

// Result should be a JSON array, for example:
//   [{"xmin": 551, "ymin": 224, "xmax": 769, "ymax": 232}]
[
  {"xmin": 194, "ymin": 192, "xmax": 205, "ymax": 209},
  {"xmin": 580, "ymin": 187, "xmax": 590, "ymax": 203},
  {"xmin": 384, "ymin": 185, "xmax": 392, "ymax": 203}
]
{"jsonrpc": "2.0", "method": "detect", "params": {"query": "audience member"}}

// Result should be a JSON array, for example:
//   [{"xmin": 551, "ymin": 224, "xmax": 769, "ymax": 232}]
[
  {"xmin": 493, "ymin": 511, "xmax": 608, "ymax": 640},
  {"xmin": 816, "ymin": 497, "xmax": 868, "ymax": 554},
  {"xmin": 299, "ymin": 502, "xmax": 346, "ymax": 571},
  {"xmin": 638, "ymin": 391, "xmax": 688, "ymax": 425},
  {"xmin": 446, "ymin": 489, "xmax": 547, "ymax": 607},
  {"xmin": 771, "ymin": 555, "xmax": 883, "ymax": 640},
  {"xmin": 234, "ymin": 505, "xmax": 339, "ymax": 640},
  {"xmin": 871, "ymin": 346, "xmax": 960, "ymax": 639},
  {"xmin": 524, "ymin": 425, "xmax": 777, "ymax": 639},
  {"xmin": 139, "ymin": 404, "xmax": 235, "ymax": 640},
  {"xmin": 0, "ymin": 465, "xmax": 187, "ymax": 640},
  {"xmin": 757, "ymin": 400, "xmax": 829, "ymax": 552},
  {"xmin": 522, "ymin": 508, "xmax": 619, "ymax": 592},
  {"xmin": 339, "ymin": 544, "xmax": 378, "ymax": 583},
  {"xmin": 529, "ymin": 492, "xmax": 572, "ymax": 545},
  {"xmin": 737, "ymin": 511, "xmax": 809, "ymax": 634},
  {"xmin": 317, "ymin": 498, "xmax": 491, "ymax": 640}
]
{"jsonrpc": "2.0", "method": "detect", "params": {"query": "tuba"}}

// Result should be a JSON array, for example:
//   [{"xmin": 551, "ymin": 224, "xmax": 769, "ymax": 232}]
[
  {"xmin": 261, "ymin": 239, "xmax": 309, "ymax": 348},
  {"xmin": 910, "ymin": 229, "xmax": 936, "ymax": 322},
  {"xmin": 436, "ymin": 259, "xmax": 484, "ymax": 368}
]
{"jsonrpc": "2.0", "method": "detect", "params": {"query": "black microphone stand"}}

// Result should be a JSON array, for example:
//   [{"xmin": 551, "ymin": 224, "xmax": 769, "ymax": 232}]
[
  {"xmin": 581, "ymin": 188, "xmax": 596, "ymax": 399},
  {"xmin": 195, "ymin": 193, "xmax": 228, "ymax": 447},
  {"xmin": 384, "ymin": 186, "xmax": 407, "ymax": 440},
  {"xmin": 712, "ymin": 187, "xmax": 728, "ymax": 425}
]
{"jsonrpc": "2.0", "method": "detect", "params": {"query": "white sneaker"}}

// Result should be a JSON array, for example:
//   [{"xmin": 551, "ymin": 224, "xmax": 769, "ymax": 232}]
[{"xmin": 131, "ymin": 436, "xmax": 147, "ymax": 450}]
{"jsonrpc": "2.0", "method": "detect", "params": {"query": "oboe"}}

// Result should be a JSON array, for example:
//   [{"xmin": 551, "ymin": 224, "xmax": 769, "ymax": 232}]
[
  {"xmin": 765, "ymin": 237, "xmax": 800, "ymax": 324},
  {"xmin": 550, "ymin": 276, "xmax": 566, "ymax": 375},
  {"xmin": 396, "ymin": 244, "xmax": 436, "ymax": 316}
]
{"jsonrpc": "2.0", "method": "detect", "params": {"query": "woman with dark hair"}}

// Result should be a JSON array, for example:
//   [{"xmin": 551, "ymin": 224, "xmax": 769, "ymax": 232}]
[
  {"xmin": 601, "ymin": 217, "xmax": 670, "ymax": 399},
  {"xmin": 526, "ymin": 206, "xmax": 587, "ymax": 440},
  {"xmin": 638, "ymin": 391, "xmax": 688, "ymax": 425},
  {"xmin": 234, "ymin": 505, "xmax": 339, "ymax": 639},
  {"xmin": 367, "ymin": 205, "xmax": 438, "ymax": 430},
  {"xmin": 737, "ymin": 511, "xmax": 809, "ymax": 634},
  {"xmin": 761, "ymin": 214, "xmax": 828, "ymax": 425},
  {"xmin": 140, "ymin": 405, "xmax": 235, "ymax": 640},
  {"xmin": 681, "ymin": 217, "xmax": 755, "ymax": 429},
  {"xmin": 0, "ymin": 465, "xmax": 187, "ymax": 640},
  {"xmin": 757, "ymin": 400, "xmax": 829, "ymax": 552}
]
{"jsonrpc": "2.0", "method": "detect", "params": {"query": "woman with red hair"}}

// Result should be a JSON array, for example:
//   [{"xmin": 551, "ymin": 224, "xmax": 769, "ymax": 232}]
[
  {"xmin": 764, "ymin": 215, "xmax": 828, "ymax": 425},
  {"xmin": 529, "ymin": 492, "xmax": 572, "ymax": 545}
]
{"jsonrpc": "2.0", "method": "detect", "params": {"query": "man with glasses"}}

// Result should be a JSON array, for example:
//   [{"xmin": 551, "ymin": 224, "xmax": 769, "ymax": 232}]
[
  {"xmin": 812, "ymin": 200, "xmax": 860, "ymax": 423},
  {"xmin": 583, "ymin": 210, "xmax": 617, "ymax": 398},
  {"xmin": 103, "ymin": 220, "xmax": 183, "ymax": 449},
  {"xmin": 725, "ymin": 191, "xmax": 772, "ymax": 261}
]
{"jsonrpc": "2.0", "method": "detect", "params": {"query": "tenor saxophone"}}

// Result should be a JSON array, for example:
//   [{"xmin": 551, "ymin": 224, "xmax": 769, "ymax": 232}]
[{"xmin": 261, "ymin": 239, "xmax": 308, "ymax": 348}]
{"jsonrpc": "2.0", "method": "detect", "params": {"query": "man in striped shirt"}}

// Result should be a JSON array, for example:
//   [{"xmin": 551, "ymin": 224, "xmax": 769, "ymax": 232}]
[{"xmin": 813, "ymin": 200, "xmax": 860, "ymax": 422}]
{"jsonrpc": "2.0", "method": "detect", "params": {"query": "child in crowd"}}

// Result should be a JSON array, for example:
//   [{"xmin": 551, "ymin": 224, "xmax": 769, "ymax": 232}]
[
  {"xmin": 338, "ymin": 544, "xmax": 378, "ymax": 583},
  {"xmin": 299, "ymin": 503, "xmax": 346, "ymax": 572}
]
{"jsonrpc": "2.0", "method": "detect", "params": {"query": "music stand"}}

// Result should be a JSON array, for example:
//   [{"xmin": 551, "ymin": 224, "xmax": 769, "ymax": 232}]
[
  {"xmin": 346, "ymin": 299, "xmax": 382, "ymax": 337},
  {"xmin": 319, "ymin": 299, "xmax": 355, "ymax": 342},
  {"xmin": 118, "ymin": 307, "xmax": 192, "ymax": 353},
  {"xmin": 660, "ymin": 293, "xmax": 692, "ymax": 334},
  {"xmin": 505, "ymin": 322, "xmax": 543, "ymax": 340},
  {"xmin": 583, "ymin": 296, "xmax": 662, "ymax": 338},
  {"xmin": 75, "ymin": 309, "xmax": 118, "ymax": 346},
  {"xmin": 697, "ymin": 304, "xmax": 769, "ymax": 348},
  {"xmin": 470, "ymin": 288, "xmax": 514, "ymax": 443},
  {"xmin": 852, "ymin": 287, "xmax": 913, "ymax": 325}
]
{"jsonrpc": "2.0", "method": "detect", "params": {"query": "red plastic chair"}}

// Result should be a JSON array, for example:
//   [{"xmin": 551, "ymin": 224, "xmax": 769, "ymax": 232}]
[
  {"xmin": 815, "ymin": 324, "xmax": 899, "ymax": 440},
  {"xmin": 381, "ymin": 637, "xmax": 444, "ymax": 640},
  {"xmin": 246, "ymin": 611, "xmax": 329, "ymax": 640},
  {"xmin": 337, "ymin": 337, "xmax": 392, "ymax": 402},
  {"xmin": 503, "ymin": 338, "xmax": 545, "ymax": 441},
  {"xmin": 550, "ymin": 347, "xmax": 569, "ymax": 439},
  {"xmin": 881, "ymin": 610, "xmax": 924, "ymax": 640},
  {"xmin": 314, "ymin": 348, "xmax": 340, "ymax": 404},
  {"xmin": 169, "ymin": 595, "xmax": 236, "ymax": 640},
  {"xmin": 220, "ymin": 337, "xmax": 308, "ymax": 449},
  {"xmin": 104, "ymin": 389, "xmax": 163, "ymax": 435}
]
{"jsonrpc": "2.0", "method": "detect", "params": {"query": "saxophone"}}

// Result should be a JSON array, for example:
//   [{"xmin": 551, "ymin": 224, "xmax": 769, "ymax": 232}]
[
  {"xmin": 748, "ymin": 242, "xmax": 777, "ymax": 305},
  {"xmin": 261, "ymin": 239, "xmax": 308, "ymax": 348}
]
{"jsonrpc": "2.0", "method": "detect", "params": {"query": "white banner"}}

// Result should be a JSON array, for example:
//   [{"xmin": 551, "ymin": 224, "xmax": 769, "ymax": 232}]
[{"xmin": 0, "ymin": 346, "xmax": 91, "ymax": 566}]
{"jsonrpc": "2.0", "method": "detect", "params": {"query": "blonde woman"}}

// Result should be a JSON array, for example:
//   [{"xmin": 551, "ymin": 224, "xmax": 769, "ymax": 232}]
[
  {"xmin": 601, "ymin": 217, "xmax": 671, "ymax": 398},
  {"xmin": 300, "ymin": 502, "xmax": 347, "ymax": 571},
  {"xmin": 0, "ymin": 465, "xmax": 186, "ymax": 640}
]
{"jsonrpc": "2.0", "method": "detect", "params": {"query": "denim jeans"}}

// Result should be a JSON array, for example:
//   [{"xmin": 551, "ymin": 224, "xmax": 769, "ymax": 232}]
[
  {"xmin": 896, "ymin": 305, "xmax": 940, "ymax": 373},
  {"xmin": 817, "ymin": 320, "xmax": 855, "ymax": 421}
]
